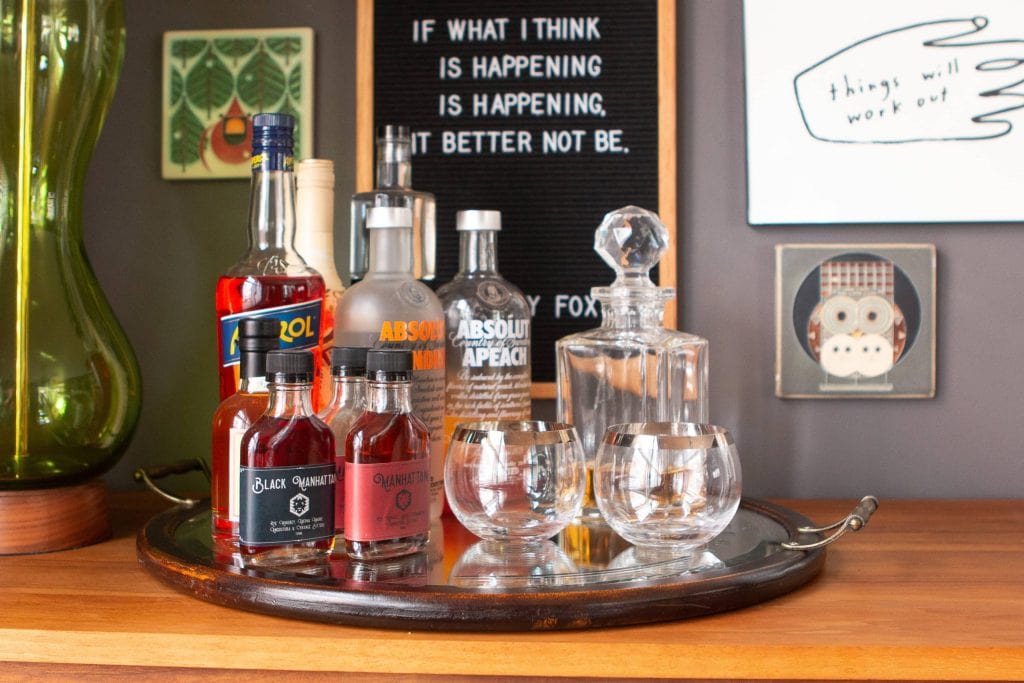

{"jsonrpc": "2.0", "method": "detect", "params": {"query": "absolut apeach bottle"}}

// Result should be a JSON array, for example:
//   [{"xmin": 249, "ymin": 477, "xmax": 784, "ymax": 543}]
[
  {"xmin": 556, "ymin": 206, "xmax": 708, "ymax": 517},
  {"xmin": 334, "ymin": 207, "xmax": 446, "ymax": 518},
  {"xmin": 437, "ymin": 210, "xmax": 531, "ymax": 447}
]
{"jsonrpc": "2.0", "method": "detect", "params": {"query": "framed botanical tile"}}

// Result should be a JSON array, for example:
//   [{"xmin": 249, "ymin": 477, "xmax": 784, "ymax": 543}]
[
  {"xmin": 775, "ymin": 244, "xmax": 936, "ymax": 398},
  {"xmin": 162, "ymin": 27, "xmax": 314, "ymax": 180}
]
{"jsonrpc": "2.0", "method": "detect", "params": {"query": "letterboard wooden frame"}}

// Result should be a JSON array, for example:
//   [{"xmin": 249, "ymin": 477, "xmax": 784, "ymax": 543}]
[{"xmin": 356, "ymin": 0, "xmax": 677, "ymax": 399}]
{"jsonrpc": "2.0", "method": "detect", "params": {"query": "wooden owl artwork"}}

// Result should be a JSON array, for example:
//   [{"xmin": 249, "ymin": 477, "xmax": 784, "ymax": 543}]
[{"xmin": 792, "ymin": 253, "xmax": 921, "ymax": 392}]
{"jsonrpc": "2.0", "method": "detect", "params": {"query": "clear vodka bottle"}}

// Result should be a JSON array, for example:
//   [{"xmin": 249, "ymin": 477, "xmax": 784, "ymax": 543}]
[
  {"xmin": 350, "ymin": 125, "xmax": 436, "ymax": 281},
  {"xmin": 334, "ymin": 207, "xmax": 446, "ymax": 518},
  {"xmin": 436, "ymin": 210, "xmax": 532, "ymax": 449},
  {"xmin": 555, "ymin": 206, "xmax": 708, "ymax": 517}
]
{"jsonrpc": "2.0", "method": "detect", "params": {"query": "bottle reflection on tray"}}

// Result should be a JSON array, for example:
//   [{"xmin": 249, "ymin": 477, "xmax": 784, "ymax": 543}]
[
  {"xmin": 557, "ymin": 518, "xmax": 633, "ymax": 570},
  {"xmin": 340, "ymin": 552, "xmax": 429, "ymax": 586},
  {"xmin": 448, "ymin": 539, "xmax": 579, "ymax": 588}
]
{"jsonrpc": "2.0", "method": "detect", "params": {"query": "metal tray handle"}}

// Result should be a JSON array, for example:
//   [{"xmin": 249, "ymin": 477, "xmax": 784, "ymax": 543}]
[
  {"xmin": 782, "ymin": 496, "xmax": 879, "ymax": 551},
  {"xmin": 133, "ymin": 458, "xmax": 210, "ymax": 507}
]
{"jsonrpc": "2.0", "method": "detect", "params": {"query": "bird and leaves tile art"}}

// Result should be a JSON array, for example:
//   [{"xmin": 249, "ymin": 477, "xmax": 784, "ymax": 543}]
[{"xmin": 162, "ymin": 28, "xmax": 314, "ymax": 179}]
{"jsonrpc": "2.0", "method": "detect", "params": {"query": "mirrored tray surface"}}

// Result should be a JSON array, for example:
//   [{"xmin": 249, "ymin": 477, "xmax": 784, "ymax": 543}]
[{"xmin": 137, "ymin": 498, "xmax": 826, "ymax": 631}]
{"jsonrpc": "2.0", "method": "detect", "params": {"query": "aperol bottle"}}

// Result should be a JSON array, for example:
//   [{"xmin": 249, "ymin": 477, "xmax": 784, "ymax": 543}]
[
  {"xmin": 344, "ymin": 349, "xmax": 430, "ymax": 560},
  {"xmin": 215, "ymin": 113, "xmax": 325, "ymax": 403}
]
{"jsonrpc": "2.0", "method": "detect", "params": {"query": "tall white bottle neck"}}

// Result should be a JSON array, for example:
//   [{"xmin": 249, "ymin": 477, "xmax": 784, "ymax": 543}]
[{"xmin": 295, "ymin": 159, "xmax": 344, "ymax": 291}]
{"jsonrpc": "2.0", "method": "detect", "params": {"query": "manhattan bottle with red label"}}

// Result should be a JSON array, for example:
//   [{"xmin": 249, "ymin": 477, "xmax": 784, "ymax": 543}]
[
  {"xmin": 344, "ymin": 349, "xmax": 430, "ymax": 560},
  {"xmin": 239, "ymin": 350, "xmax": 335, "ymax": 566},
  {"xmin": 335, "ymin": 206, "xmax": 445, "ymax": 518},
  {"xmin": 215, "ymin": 113, "xmax": 325, "ymax": 403}
]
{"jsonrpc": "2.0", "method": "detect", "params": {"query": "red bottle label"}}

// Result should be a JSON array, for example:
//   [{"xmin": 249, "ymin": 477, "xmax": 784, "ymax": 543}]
[{"xmin": 344, "ymin": 459, "xmax": 430, "ymax": 542}]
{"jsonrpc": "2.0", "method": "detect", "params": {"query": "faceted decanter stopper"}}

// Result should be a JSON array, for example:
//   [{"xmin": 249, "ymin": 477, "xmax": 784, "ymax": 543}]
[{"xmin": 592, "ymin": 206, "xmax": 674, "ymax": 300}]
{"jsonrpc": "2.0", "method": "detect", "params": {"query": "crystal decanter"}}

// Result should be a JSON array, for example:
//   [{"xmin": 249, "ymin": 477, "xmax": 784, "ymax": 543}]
[{"xmin": 555, "ymin": 206, "xmax": 708, "ymax": 517}]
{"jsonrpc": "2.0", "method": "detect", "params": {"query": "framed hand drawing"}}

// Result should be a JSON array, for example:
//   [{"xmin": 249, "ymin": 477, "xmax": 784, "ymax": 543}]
[{"xmin": 745, "ymin": 0, "xmax": 1024, "ymax": 223}]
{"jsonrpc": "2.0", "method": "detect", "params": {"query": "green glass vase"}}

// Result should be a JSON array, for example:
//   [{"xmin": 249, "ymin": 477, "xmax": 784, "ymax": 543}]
[{"xmin": 0, "ymin": 0, "xmax": 141, "ymax": 490}]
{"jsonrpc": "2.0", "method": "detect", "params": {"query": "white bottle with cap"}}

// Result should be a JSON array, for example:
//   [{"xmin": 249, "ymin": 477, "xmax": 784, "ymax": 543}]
[
  {"xmin": 295, "ymin": 159, "xmax": 345, "ymax": 409},
  {"xmin": 335, "ymin": 206, "xmax": 446, "ymax": 519},
  {"xmin": 436, "ymin": 210, "xmax": 532, "ymax": 453}
]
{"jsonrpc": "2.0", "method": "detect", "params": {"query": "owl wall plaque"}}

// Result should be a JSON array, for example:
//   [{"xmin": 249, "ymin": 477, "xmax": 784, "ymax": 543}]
[{"xmin": 775, "ymin": 244, "xmax": 936, "ymax": 398}]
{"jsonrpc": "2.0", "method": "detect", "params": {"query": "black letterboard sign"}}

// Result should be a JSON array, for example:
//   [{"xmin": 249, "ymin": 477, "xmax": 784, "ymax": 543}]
[{"xmin": 364, "ymin": 0, "xmax": 674, "ymax": 394}]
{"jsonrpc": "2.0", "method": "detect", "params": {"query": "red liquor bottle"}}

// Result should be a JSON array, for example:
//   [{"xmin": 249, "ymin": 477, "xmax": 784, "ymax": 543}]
[
  {"xmin": 345, "ymin": 349, "xmax": 431, "ymax": 560},
  {"xmin": 210, "ymin": 317, "xmax": 278, "ymax": 544},
  {"xmin": 215, "ymin": 113, "xmax": 325, "ymax": 404},
  {"xmin": 239, "ymin": 350, "xmax": 335, "ymax": 566}
]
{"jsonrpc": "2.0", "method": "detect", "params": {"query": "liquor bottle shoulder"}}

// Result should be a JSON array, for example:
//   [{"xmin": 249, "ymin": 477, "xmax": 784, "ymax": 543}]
[
  {"xmin": 212, "ymin": 393, "xmax": 266, "ymax": 431},
  {"xmin": 438, "ymin": 273, "xmax": 529, "ymax": 312}
]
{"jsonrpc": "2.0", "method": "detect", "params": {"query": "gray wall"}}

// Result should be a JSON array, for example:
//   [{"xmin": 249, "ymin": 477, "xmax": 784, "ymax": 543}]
[{"xmin": 86, "ymin": 1, "xmax": 1021, "ymax": 498}]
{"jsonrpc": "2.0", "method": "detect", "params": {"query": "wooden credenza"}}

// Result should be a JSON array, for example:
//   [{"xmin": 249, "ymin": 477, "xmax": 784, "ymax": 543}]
[{"xmin": 1, "ymin": 495, "xmax": 1021, "ymax": 681}]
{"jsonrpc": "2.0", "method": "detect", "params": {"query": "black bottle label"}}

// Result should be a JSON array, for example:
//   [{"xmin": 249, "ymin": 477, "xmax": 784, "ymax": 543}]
[{"xmin": 239, "ymin": 464, "xmax": 335, "ymax": 545}]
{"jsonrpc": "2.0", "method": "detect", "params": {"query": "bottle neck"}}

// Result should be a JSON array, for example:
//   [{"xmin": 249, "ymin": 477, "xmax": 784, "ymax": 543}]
[
  {"xmin": 266, "ymin": 382, "xmax": 315, "ymax": 418},
  {"xmin": 295, "ymin": 173, "xmax": 342, "ymax": 289},
  {"xmin": 239, "ymin": 375, "xmax": 269, "ymax": 394},
  {"xmin": 458, "ymin": 231, "xmax": 498, "ymax": 275},
  {"xmin": 376, "ymin": 138, "xmax": 412, "ymax": 188},
  {"xmin": 600, "ymin": 297, "xmax": 667, "ymax": 329},
  {"xmin": 247, "ymin": 167, "xmax": 299, "ymax": 255},
  {"xmin": 368, "ymin": 228, "xmax": 413, "ymax": 274},
  {"xmin": 326, "ymin": 375, "xmax": 366, "ymax": 409},
  {"xmin": 367, "ymin": 379, "xmax": 413, "ymax": 413}
]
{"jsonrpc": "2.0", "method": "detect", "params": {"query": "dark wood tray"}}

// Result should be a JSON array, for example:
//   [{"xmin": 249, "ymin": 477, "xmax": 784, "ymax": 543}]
[{"xmin": 136, "ymin": 498, "xmax": 826, "ymax": 631}]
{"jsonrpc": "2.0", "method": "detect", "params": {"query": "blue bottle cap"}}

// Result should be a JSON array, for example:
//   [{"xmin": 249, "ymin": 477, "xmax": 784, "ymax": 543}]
[
  {"xmin": 251, "ymin": 112, "xmax": 294, "ymax": 171},
  {"xmin": 252, "ymin": 112, "xmax": 295, "ymax": 132}
]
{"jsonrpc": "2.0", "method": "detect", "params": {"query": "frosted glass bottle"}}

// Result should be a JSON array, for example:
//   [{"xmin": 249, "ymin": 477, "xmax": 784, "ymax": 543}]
[
  {"xmin": 334, "ymin": 207, "xmax": 446, "ymax": 518},
  {"xmin": 436, "ymin": 210, "xmax": 531, "ymax": 449},
  {"xmin": 295, "ymin": 159, "xmax": 345, "ymax": 409},
  {"xmin": 350, "ymin": 125, "xmax": 436, "ymax": 281},
  {"xmin": 555, "ymin": 206, "xmax": 708, "ymax": 517}
]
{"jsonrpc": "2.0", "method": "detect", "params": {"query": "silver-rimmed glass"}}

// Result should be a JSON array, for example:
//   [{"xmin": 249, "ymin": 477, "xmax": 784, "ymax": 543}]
[
  {"xmin": 594, "ymin": 422, "xmax": 742, "ymax": 550},
  {"xmin": 444, "ymin": 421, "xmax": 586, "ymax": 542}
]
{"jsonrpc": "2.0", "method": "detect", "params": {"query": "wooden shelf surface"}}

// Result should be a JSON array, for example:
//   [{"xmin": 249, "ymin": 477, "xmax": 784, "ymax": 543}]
[{"xmin": 1, "ymin": 494, "xmax": 1021, "ymax": 681}]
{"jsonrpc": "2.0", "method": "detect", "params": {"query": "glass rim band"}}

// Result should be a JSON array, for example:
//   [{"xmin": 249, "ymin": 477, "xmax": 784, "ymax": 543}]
[
  {"xmin": 602, "ymin": 422, "xmax": 734, "ymax": 450},
  {"xmin": 451, "ymin": 421, "xmax": 578, "ymax": 446}
]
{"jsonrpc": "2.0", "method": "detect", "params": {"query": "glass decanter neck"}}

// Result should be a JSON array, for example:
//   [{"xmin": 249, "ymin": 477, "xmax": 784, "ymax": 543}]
[{"xmin": 598, "ymin": 296, "xmax": 668, "ymax": 329}]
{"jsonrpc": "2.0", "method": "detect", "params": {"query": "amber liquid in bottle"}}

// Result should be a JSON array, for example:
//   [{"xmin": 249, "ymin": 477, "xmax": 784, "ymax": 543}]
[
  {"xmin": 211, "ymin": 318, "xmax": 278, "ymax": 544},
  {"xmin": 240, "ymin": 350, "xmax": 335, "ymax": 566},
  {"xmin": 215, "ymin": 275, "xmax": 325, "ymax": 400},
  {"xmin": 344, "ymin": 350, "xmax": 430, "ymax": 560}
]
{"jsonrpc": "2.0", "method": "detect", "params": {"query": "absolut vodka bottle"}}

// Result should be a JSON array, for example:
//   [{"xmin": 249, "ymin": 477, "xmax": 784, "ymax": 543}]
[{"xmin": 437, "ymin": 210, "xmax": 531, "ymax": 449}]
